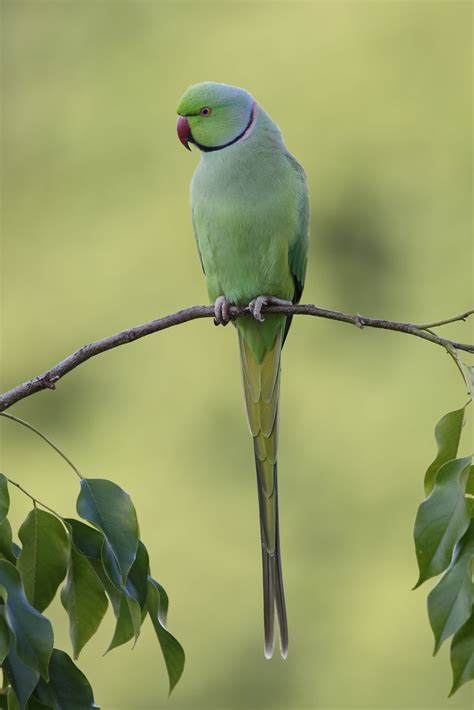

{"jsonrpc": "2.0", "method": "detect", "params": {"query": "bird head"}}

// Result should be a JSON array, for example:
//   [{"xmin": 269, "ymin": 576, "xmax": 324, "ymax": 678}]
[{"xmin": 176, "ymin": 82, "xmax": 255, "ymax": 152}]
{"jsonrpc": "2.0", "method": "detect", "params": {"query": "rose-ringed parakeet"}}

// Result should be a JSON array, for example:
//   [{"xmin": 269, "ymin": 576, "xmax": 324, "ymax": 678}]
[{"xmin": 176, "ymin": 82, "xmax": 309, "ymax": 658}]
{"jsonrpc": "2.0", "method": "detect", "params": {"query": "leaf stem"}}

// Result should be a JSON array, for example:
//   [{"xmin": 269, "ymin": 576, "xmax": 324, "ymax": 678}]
[
  {"xmin": 0, "ymin": 412, "xmax": 83, "ymax": 480},
  {"xmin": 417, "ymin": 309, "xmax": 474, "ymax": 331},
  {"xmin": 4, "ymin": 474, "xmax": 64, "ymax": 519},
  {"xmin": 443, "ymin": 345, "xmax": 473, "ymax": 399}
]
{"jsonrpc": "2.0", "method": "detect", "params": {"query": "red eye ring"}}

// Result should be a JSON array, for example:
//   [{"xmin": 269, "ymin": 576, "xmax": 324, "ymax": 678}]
[{"xmin": 199, "ymin": 107, "xmax": 212, "ymax": 117}]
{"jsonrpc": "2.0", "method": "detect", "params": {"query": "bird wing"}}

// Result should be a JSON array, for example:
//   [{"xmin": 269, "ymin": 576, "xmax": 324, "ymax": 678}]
[
  {"xmin": 191, "ymin": 206, "xmax": 206, "ymax": 275},
  {"xmin": 282, "ymin": 154, "xmax": 310, "ymax": 344},
  {"xmin": 285, "ymin": 153, "xmax": 310, "ymax": 305}
]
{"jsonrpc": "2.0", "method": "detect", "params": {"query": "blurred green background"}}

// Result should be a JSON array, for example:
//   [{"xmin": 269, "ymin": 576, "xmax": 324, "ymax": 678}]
[{"xmin": 1, "ymin": 1, "xmax": 473, "ymax": 708}]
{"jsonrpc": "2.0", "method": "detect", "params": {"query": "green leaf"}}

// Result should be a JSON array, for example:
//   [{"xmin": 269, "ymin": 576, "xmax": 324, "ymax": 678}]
[
  {"xmin": 146, "ymin": 578, "xmax": 185, "ymax": 694},
  {"xmin": 66, "ymin": 520, "xmax": 139, "ymax": 646},
  {"xmin": 0, "ymin": 610, "xmax": 10, "ymax": 663},
  {"xmin": 6, "ymin": 688, "xmax": 20, "ymax": 710},
  {"xmin": 0, "ymin": 476, "xmax": 10, "ymax": 524},
  {"xmin": 106, "ymin": 540, "xmax": 150, "ymax": 652},
  {"xmin": 60, "ymin": 546, "xmax": 108, "ymax": 659},
  {"xmin": 125, "ymin": 542, "xmax": 149, "ymax": 611},
  {"xmin": 2, "ymin": 608, "xmax": 39, "ymax": 710},
  {"xmin": 0, "ymin": 560, "xmax": 53, "ymax": 680},
  {"xmin": 449, "ymin": 613, "xmax": 474, "ymax": 696},
  {"xmin": 427, "ymin": 521, "xmax": 474, "ymax": 653},
  {"xmin": 424, "ymin": 408, "xmax": 466, "ymax": 495},
  {"xmin": 414, "ymin": 456, "xmax": 472, "ymax": 587},
  {"xmin": 153, "ymin": 581, "xmax": 169, "ymax": 625},
  {"xmin": 100, "ymin": 538, "xmax": 122, "ymax": 591},
  {"xmin": 64, "ymin": 519, "xmax": 122, "ymax": 616},
  {"xmin": 76, "ymin": 479, "xmax": 139, "ymax": 583},
  {"xmin": 33, "ymin": 649, "xmax": 98, "ymax": 709},
  {"xmin": 466, "ymin": 466, "xmax": 474, "ymax": 517},
  {"xmin": 0, "ymin": 519, "xmax": 16, "ymax": 565},
  {"xmin": 103, "ymin": 546, "xmax": 148, "ymax": 653},
  {"xmin": 3, "ymin": 655, "xmax": 38, "ymax": 710},
  {"xmin": 64, "ymin": 519, "xmax": 103, "ymax": 560},
  {"xmin": 106, "ymin": 594, "xmax": 141, "ymax": 653},
  {"xmin": 25, "ymin": 699, "xmax": 51, "ymax": 710},
  {"xmin": 64, "ymin": 519, "xmax": 148, "ymax": 653},
  {"xmin": 17, "ymin": 510, "xmax": 69, "ymax": 612}
]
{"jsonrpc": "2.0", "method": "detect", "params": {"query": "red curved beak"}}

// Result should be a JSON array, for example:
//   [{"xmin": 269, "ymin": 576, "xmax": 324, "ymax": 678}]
[{"xmin": 177, "ymin": 116, "xmax": 192, "ymax": 151}]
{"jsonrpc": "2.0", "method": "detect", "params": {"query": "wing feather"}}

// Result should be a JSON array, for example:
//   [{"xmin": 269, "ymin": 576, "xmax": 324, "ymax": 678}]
[{"xmin": 285, "ymin": 153, "xmax": 310, "ymax": 303}]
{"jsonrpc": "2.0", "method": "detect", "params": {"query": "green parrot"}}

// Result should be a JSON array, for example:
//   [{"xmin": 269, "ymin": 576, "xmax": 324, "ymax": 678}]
[{"xmin": 176, "ymin": 82, "xmax": 309, "ymax": 658}]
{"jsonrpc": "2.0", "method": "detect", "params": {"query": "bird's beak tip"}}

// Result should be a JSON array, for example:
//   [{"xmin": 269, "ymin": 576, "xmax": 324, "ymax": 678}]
[{"xmin": 177, "ymin": 115, "xmax": 192, "ymax": 152}]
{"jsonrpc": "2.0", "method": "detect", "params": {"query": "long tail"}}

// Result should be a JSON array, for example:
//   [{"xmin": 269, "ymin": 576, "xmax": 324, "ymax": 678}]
[{"xmin": 238, "ymin": 326, "xmax": 288, "ymax": 659}]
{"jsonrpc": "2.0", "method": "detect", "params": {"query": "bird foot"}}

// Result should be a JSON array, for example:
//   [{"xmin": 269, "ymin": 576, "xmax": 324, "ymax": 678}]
[
  {"xmin": 214, "ymin": 296, "xmax": 232, "ymax": 326},
  {"xmin": 248, "ymin": 296, "xmax": 292, "ymax": 322}
]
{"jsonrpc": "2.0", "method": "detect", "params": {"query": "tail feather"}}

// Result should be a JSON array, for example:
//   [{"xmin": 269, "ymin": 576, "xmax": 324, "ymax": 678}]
[
  {"xmin": 273, "ymin": 475, "xmax": 288, "ymax": 658},
  {"xmin": 238, "ymin": 327, "xmax": 288, "ymax": 658},
  {"xmin": 256, "ymin": 456, "xmax": 288, "ymax": 658},
  {"xmin": 257, "ymin": 476, "xmax": 275, "ymax": 659}
]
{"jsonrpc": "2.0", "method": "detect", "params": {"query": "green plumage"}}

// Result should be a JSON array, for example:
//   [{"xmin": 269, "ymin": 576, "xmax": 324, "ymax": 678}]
[{"xmin": 178, "ymin": 82, "xmax": 309, "ymax": 658}]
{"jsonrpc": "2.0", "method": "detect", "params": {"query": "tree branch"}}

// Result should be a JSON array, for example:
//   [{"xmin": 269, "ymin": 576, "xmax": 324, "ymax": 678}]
[{"xmin": 0, "ymin": 303, "xmax": 472, "ymax": 412}]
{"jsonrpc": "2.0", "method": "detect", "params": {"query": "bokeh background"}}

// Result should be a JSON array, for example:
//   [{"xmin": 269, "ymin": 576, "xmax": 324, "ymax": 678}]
[{"xmin": 1, "ymin": 1, "xmax": 473, "ymax": 708}]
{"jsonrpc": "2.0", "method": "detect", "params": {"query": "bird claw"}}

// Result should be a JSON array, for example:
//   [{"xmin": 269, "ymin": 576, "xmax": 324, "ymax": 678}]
[
  {"xmin": 214, "ymin": 296, "xmax": 231, "ymax": 326},
  {"xmin": 248, "ymin": 296, "xmax": 268, "ymax": 322},
  {"xmin": 248, "ymin": 296, "xmax": 292, "ymax": 322}
]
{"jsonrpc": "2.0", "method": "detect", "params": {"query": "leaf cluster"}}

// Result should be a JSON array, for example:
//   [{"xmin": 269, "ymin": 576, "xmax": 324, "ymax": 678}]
[
  {"xmin": 414, "ymin": 401, "xmax": 474, "ymax": 696},
  {"xmin": 0, "ymin": 475, "xmax": 184, "ymax": 708}
]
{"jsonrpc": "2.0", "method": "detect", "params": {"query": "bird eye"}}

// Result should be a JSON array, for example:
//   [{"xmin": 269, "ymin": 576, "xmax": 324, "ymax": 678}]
[{"xmin": 199, "ymin": 107, "xmax": 212, "ymax": 116}]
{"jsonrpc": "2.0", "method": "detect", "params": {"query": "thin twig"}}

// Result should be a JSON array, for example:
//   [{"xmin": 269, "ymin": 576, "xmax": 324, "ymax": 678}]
[
  {"xmin": 417, "ymin": 309, "xmax": 474, "ymax": 330},
  {"xmin": 0, "ymin": 412, "xmax": 83, "ymax": 479},
  {"xmin": 4, "ymin": 474, "xmax": 64, "ymax": 519},
  {"xmin": 0, "ymin": 303, "xmax": 473, "ymax": 413}
]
